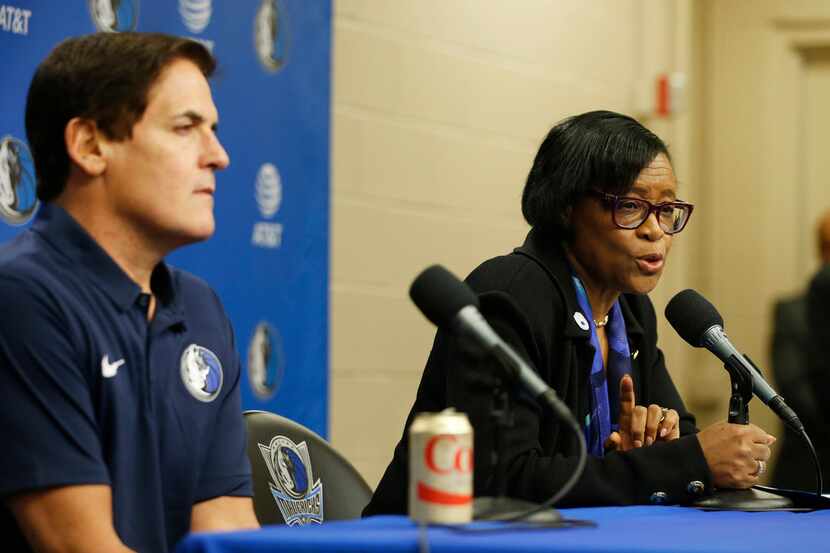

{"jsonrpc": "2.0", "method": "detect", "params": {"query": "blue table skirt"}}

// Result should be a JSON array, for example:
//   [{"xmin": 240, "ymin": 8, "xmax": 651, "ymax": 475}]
[{"xmin": 176, "ymin": 507, "xmax": 830, "ymax": 553}]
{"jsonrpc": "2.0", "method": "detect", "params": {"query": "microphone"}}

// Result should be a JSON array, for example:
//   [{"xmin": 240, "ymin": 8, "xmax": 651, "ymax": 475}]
[
  {"xmin": 409, "ymin": 265, "xmax": 574, "ymax": 425},
  {"xmin": 665, "ymin": 289, "xmax": 803, "ymax": 433}
]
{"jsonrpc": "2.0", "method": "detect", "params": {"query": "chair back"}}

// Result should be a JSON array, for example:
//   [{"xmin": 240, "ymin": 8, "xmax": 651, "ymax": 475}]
[{"xmin": 244, "ymin": 410, "xmax": 373, "ymax": 526}]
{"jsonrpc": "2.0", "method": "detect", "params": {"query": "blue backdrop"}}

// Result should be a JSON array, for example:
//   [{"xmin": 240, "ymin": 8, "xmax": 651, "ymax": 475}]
[{"xmin": 0, "ymin": 0, "xmax": 331, "ymax": 437}]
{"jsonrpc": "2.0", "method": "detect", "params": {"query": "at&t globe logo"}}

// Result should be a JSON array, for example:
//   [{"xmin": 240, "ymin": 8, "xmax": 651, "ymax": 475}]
[
  {"xmin": 88, "ymin": 0, "xmax": 139, "ymax": 33},
  {"xmin": 254, "ymin": 0, "xmax": 288, "ymax": 72},
  {"xmin": 179, "ymin": 0, "xmax": 211, "ymax": 34},
  {"xmin": 251, "ymin": 163, "xmax": 283, "ymax": 249},
  {"xmin": 256, "ymin": 163, "xmax": 282, "ymax": 218},
  {"xmin": 0, "ymin": 136, "xmax": 39, "ymax": 226}
]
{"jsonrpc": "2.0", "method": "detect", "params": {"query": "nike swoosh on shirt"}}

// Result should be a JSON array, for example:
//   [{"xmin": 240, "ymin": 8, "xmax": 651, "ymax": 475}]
[{"xmin": 101, "ymin": 354, "xmax": 126, "ymax": 378}]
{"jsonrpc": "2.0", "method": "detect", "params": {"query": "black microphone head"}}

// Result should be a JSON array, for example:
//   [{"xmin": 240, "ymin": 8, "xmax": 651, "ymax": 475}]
[
  {"xmin": 409, "ymin": 265, "xmax": 479, "ymax": 328},
  {"xmin": 665, "ymin": 289, "xmax": 724, "ymax": 347}
]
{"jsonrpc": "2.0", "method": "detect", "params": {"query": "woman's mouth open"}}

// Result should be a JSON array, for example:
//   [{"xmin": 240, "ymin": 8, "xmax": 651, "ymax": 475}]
[{"xmin": 636, "ymin": 253, "xmax": 664, "ymax": 274}]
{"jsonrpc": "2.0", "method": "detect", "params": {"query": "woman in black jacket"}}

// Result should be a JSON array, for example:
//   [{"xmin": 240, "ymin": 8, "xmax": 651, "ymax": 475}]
[{"xmin": 364, "ymin": 110, "xmax": 775, "ymax": 514}]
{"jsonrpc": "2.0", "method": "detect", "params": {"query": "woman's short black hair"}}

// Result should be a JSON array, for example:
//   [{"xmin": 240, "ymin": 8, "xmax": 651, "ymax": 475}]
[{"xmin": 521, "ymin": 110, "xmax": 670, "ymax": 238}]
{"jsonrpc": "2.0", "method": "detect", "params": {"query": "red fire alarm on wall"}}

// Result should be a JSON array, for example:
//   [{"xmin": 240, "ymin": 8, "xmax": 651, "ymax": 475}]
[
  {"xmin": 654, "ymin": 72, "xmax": 687, "ymax": 117},
  {"xmin": 656, "ymin": 74, "xmax": 671, "ymax": 116}
]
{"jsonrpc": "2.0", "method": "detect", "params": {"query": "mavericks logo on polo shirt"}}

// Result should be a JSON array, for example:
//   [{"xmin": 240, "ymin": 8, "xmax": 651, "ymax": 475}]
[{"xmin": 180, "ymin": 344, "xmax": 223, "ymax": 402}]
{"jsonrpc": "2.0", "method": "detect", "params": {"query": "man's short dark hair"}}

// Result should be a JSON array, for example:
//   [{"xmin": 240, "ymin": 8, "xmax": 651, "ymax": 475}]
[
  {"xmin": 25, "ymin": 32, "xmax": 216, "ymax": 203},
  {"xmin": 521, "ymin": 110, "xmax": 671, "ymax": 239}
]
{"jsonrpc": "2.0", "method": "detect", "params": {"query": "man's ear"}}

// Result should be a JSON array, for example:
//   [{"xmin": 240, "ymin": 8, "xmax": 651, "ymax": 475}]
[{"xmin": 64, "ymin": 117, "xmax": 106, "ymax": 177}]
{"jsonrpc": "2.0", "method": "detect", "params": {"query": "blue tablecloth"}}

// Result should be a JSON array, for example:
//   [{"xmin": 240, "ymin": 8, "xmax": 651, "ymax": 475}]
[{"xmin": 175, "ymin": 507, "xmax": 830, "ymax": 553}]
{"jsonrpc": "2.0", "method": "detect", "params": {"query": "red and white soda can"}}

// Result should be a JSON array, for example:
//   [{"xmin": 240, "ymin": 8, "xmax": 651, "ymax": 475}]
[{"xmin": 408, "ymin": 408, "xmax": 473, "ymax": 524}]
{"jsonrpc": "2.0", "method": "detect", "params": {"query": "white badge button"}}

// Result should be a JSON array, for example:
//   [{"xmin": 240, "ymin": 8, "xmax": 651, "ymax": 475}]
[{"xmin": 573, "ymin": 312, "xmax": 590, "ymax": 331}]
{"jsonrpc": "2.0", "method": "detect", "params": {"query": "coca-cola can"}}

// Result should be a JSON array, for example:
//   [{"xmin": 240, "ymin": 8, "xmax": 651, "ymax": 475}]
[{"xmin": 408, "ymin": 408, "xmax": 473, "ymax": 524}]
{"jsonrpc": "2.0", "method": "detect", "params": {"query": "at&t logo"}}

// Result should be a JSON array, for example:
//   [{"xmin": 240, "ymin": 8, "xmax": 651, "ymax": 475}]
[
  {"xmin": 0, "ymin": 4, "xmax": 32, "ymax": 35},
  {"xmin": 256, "ymin": 163, "xmax": 282, "ymax": 218},
  {"xmin": 251, "ymin": 163, "xmax": 283, "ymax": 249},
  {"xmin": 179, "ymin": 0, "xmax": 211, "ymax": 34}
]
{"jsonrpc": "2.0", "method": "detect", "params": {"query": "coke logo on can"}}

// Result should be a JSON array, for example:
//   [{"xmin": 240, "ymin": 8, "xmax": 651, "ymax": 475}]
[
  {"xmin": 424, "ymin": 434, "xmax": 473, "ymax": 475},
  {"xmin": 409, "ymin": 408, "xmax": 473, "ymax": 524}
]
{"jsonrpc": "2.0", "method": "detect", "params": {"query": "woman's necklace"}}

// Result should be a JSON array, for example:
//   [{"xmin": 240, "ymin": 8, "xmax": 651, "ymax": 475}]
[{"xmin": 594, "ymin": 314, "xmax": 609, "ymax": 328}]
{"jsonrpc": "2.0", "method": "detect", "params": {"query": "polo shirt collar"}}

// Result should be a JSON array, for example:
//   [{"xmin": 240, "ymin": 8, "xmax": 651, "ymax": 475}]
[
  {"xmin": 32, "ymin": 203, "xmax": 180, "ymax": 315},
  {"xmin": 514, "ymin": 228, "xmax": 645, "ymax": 342}
]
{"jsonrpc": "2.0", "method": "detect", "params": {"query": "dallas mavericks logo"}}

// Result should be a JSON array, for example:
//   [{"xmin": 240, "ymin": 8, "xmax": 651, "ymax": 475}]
[
  {"xmin": 88, "ymin": 0, "xmax": 139, "ymax": 33},
  {"xmin": 180, "ymin": 344, "xmax": 223, "ymax": 402},
  {"xmin": 258, "ymin": 435, "xmax": 323, "ymax": 526},
  {"xmin": 179, "ymin": 0, "xmax": 211, "ymax": 34},
  {"xmin": 254, "ymin": 0, "xmax": 288, "ymax": 72},
  {"xmin": 256, "ymin": 163, "xmax": 282, "ymax": 219},
  {"xmin": 247, "ymin": 321, "xmax": 285, "ymax": 400},
  {"xmin": 0, "ymin": 136, "xmax": 38, "ymax": 226}
]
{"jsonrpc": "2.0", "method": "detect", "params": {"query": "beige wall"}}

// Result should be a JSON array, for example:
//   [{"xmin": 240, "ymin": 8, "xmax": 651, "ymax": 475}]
[{"xmin": 329, "ymin": 0, "xmax": 703, "ymax": 488}]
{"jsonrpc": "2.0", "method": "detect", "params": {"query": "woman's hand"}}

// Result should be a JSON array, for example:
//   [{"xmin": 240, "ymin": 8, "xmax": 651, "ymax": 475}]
[
  {"xmin": 696, "ymin": 421, "xmax": 775, "ymax": 489},
  {"xmin": 604, "ymin": 374, "xmax": 680, "ymax": 452}
]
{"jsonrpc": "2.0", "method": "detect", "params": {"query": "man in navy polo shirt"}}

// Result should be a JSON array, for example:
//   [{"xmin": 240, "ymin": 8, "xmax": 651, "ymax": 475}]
[{"xmin": 0, "ymin": 33, "xmax": 259, "ymax": 553}]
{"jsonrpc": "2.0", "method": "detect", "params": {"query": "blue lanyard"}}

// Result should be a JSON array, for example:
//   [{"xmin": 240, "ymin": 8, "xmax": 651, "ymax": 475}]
[{"xmin": 571, "ymin": 275, "xmax": 632, "ymax": 457}]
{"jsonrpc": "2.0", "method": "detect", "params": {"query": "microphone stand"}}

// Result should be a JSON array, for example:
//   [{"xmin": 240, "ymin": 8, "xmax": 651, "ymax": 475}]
[
  {"xmin": 725, "ymin": 353, "xmax": 752, "ymax": 425},
  {"xmin": 692, "ymin": 355, "xmax": 793, "ymax": 510},
  {"xmin": 472, "ymin": 376, "xmax": 562, "ymax": 522}
]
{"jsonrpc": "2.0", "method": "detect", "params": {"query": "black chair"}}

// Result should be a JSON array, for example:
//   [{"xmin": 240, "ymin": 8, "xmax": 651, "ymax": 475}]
[{"xmin": 244, "ymin": 410, "xmax": 373, "ymax": 526}]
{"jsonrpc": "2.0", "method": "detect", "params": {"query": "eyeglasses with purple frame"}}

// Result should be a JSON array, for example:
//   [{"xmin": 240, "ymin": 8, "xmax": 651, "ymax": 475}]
[{"xmin": 590, "ymin": 190, "xmax": 694, "ymax": 235}]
